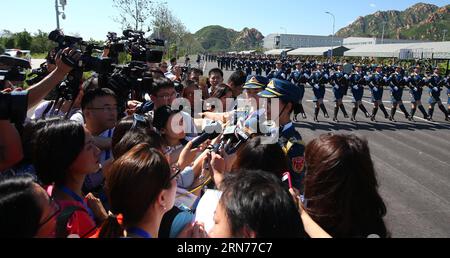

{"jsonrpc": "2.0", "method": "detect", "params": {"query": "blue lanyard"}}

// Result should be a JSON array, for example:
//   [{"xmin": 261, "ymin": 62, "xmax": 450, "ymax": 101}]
[
  {"xmin": 59, "ymin": 186, "xmax": 95, "ymax": 220},
  {"xmin": 127, "ymin": 227, "xmax": 152, "ymax": 238},
  {"xmin": 104, "ymin": 129, "xmax": 113, "ymax": 161}
]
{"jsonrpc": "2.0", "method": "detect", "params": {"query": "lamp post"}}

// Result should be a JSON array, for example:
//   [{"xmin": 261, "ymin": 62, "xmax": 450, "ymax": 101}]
[
  {"xmin": 55, "ymin": 0, "xmax": 67, "ymax": 29},
  {"xmin": 325, "ymin": 11, "xmax": 335, "ymax": 63},
  {"xmin": 381, "ymin": 21, "xmax": 387, "ymax": 44}
]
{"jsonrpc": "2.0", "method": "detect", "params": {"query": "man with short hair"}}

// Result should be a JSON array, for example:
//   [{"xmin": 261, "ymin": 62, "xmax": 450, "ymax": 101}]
[
  {"xmin": 189, "ymin": 68, "xmax": 203, "ymax": 84},
  {"xmin": 144, "ymin": 78, "xmax": 198, "ymax": 137},
  {"xmin": 227, "ymin": 71, "xmax": 247, "ymax": 98},
  {"xmin": 81, "ymin": 88, "xmax": 118, "ymax": 193},
  {"xmin": 208, "ymin": 68, "xmax": 224, "ymax": 94}
]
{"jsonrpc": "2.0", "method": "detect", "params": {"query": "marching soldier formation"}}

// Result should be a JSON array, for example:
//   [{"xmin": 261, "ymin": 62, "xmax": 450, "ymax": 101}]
[{"xmin": 208, "ymin": 53, "xmax": 450, "ymax": 123}]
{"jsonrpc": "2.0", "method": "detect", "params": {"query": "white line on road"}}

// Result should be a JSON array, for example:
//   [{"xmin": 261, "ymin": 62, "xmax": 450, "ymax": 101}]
[{"xmin": 325, "ymin": 88, "xmax": 450, "ymax": 129}]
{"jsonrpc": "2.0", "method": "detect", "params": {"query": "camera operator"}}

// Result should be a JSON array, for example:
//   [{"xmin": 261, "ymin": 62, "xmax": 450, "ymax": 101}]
[
  {"xmin": 0, "ymin": 48, "xmax": 79, "ymax": 172},
  {"xmin": 27, "ymin": 48, "xmax": 79, "ymax": 110}
]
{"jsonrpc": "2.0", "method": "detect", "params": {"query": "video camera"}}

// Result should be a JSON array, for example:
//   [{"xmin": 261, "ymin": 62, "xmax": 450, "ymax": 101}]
[
  {"xmin": 0, "ymin": 55, "xmax": 31, "ymax": 125},
  {"xmin": 26, "ymin": 62, "xmax": 49, "ymax": 86},
  {"xmin": 108, "ymin": 61, "xmax": 154, "ymax": 103},
  {"xmin": 48, "ymin": 29, "xmax": 114, "ymax": 101},
  {"xmin": 106, "ymin": 29, "xmax": 165, "ymax": 64},
  {"xmin": 0, "ymin": 55, "xmax": 31, "ymax": 89},
  {"xmin": 49, "ymin": 29, "xmax": 113, "ymax": 74}
]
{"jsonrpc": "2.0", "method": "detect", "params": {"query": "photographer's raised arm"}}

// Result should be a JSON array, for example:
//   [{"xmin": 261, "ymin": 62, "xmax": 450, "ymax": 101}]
[
  {"xmin": 26, "ymin": 48, "xmax": 79, "ymax": 109},
  {"xmin": 0, "ymin": 120, "xmax": 23, "ymax": 172}
]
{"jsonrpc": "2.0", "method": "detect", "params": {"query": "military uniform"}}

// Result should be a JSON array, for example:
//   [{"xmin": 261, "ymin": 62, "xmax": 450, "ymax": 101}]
[
  {"xmin": 446, "ymin": 76, "xmax": 450, "ymax": 114},
  {"xmin": 255, "ymin": 60, "xmax": 263, "ymax": 76},
  {"xmin": 258, "ymin": 79, "xmax": 306, "ymax": 191},
  {"xmin": 427, "ymin": 71, "xmax": 449, "ymax": 121},
  {"xmin": 267, "ymin": 68, "xmax": 287, "ymax": 80},
  {"xmin": 330, "ymin": 69, "xmax": 350, "ymax": 121},
  {"xmin": 348, "ymin": 71, "xmax": 366, "ymax": 103},
  {"xmin": 347, "ymin": 68, "xmax": 370, "ymax": 121},
  {"xmin": 368, "ymin": 70, "xmax": 390, "ymax": 120},
  {"xmin": 388, "ymin": 71, "xmax": 407, "ymax": 104},
  {"xmin": 308, "ymin": 69, "xmax": 328, "ymax": 102},
  {"xmin": 288, "ymin": 65, "xmax": 309, "ymax": 119},
  {"xmin": 308, "ymin": 68, "xmax": 330, "ymax": 121},
  {"xmin": 387, "ymin": 69, "xmax": 410, "ymax": 121},
  {"xmin": 407, "ymin": 70, "xmax": 429, "ymax": 120}
]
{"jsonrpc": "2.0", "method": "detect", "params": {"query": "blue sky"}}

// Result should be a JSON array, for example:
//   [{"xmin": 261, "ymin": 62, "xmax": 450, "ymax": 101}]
[{"xmin": 2, "ymin": 0, "xmax": 448, "ymax": 40}]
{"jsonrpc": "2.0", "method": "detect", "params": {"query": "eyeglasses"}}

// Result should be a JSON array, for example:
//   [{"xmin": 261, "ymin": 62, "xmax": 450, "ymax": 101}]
[
  {"xmin": 168, "ymin": 165, "xmax": 183, "ymax": 183},
  {"xmin": 131, "ymin": 114, "xmax": 148, "ymax": 130},
  {"xmin": 38, "ymin": 197, "xmax": 61, "ymax": 229},
  {"xmin": 87, "ymin": 106, "xmax": 118, "ymax": 113}
]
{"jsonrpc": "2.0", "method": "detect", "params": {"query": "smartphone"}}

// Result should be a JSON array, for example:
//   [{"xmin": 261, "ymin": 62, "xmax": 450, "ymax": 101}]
[{"xmin": 282, "ymin": 172, "xmax": 292, "ymax": 189}]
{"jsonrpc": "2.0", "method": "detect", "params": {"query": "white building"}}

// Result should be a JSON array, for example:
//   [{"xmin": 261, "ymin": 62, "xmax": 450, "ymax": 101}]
[
  {"xmin": 264, "ymin": 34, "xmax": 343, "ymax": 50},
  {"xmin": 343, "ymin": 37, "xmax": 427, "ymax": 49},
  {"xmin": 344, "ymin": 41, "xmax": 450, "ymax": 59}
]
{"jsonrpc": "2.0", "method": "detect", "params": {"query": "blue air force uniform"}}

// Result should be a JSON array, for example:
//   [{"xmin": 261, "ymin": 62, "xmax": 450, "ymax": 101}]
[
  {"xmin": 388, "ymin": 72, "xmax": 407, "ymax": 103},
  {"xmin": 428, "ymin": 73, "xmax": 444, "ymax": 105},
  {"xmin": 369, "ymin": 72, "xmax": 387, "ymax": 102},
  {"xmin": 309, "ymin": 70, "xmax": 329, "ymax": 101},
  {"xmin": 330, "ymin": 71, "xmax": 348, "ymax": 101},
  {"xmin": 348, "ymin": 72, "xmax": 366, "ymax": 102},
  {"xmin": 267, "ymin": 68, "xmax": 287, "ymax": 80},
  {"xmin": 258, "ymin": 79, "xmax": 306, "ymax": 191},
  {"xmin": 446, "ymin": 77, "xmax": 450, "ymax": 105},
  {"xmin": 288, "ymin": 69, "xmax": 309, "ymax": 102},
  {"xmin": 407, "ymin": 73, "xmax": 426, "ymax": 103}
]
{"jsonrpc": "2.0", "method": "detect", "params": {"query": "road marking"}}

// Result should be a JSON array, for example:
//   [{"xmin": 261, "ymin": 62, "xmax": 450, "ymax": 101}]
[{"xmin": 324, "ymin": 88, "xmax": 450, "ymax": 129}]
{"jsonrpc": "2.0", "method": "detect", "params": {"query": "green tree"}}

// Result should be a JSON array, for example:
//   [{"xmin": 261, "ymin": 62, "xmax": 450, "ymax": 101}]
[
  {"xmin": 113, "ymin": 0, "xmax": 155, "ymax": 31},
  {"xmin": 30, "ymin": 30, "xmax": 55, "ymax": 54},
  {"xmin": 5, "ymin": 37, "xmax": 15, "ymax": 49},
  {"xmin": 15, "ymin": 30, "xmax": 33, "ymax": 50},
  {"xmin": 0, "ymin": 44, "xmax": 5, "ymax": 54}
]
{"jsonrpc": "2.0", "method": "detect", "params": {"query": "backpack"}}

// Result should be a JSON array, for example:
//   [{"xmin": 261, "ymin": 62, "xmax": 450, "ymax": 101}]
[{"xmin": 55, "ymin": 206, "xmax": 96, "ymax": 238}]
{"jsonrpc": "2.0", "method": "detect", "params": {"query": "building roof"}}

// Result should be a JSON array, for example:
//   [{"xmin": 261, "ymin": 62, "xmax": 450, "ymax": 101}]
[
  {"xmin": 287, "ymin": 46, "xmax": 348, "ymax": 56},
  {"xmin": 264, "ymin": 49, "xmax": 293, "ymax": 55},
  {"xmin": 344, "ymin": 41, "xmax": 450, "ymax": 59}
]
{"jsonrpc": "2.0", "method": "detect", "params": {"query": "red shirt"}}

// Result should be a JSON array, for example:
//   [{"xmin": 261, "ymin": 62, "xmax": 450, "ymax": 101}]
[{"xmin": 56, "ymin": 200, "xmax": 97, "ymax": 238}]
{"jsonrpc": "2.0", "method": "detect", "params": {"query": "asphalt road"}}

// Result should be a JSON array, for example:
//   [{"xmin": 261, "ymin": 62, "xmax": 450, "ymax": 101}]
[{"xmin": 202, "ymin": 60, "xmax": 450, "ymax": 238}]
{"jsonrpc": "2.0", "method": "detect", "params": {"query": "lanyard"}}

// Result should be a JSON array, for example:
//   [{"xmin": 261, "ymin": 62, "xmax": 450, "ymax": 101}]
[
  {"xmin": 59, "ymin": 186, "xmax": 95, "ymax": 220},
  {"xmin": 127, "ymin": 227, "xmax": 152, "ymax": 238},
  {"xmin": 104, "ymin": 129, "xmax": 113, "ymax": 161}
]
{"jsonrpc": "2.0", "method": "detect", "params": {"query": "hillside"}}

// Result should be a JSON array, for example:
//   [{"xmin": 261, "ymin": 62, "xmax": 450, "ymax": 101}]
[
  {"xmin": 336, "ymin": 3, "xmax": 450, "ymax": 41},
  {"xmin": 193, "ymin": 25, "xmax": 264, "ymax": 52}
]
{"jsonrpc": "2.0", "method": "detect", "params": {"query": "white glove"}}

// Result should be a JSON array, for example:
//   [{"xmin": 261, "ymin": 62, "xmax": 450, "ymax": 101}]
[
  {"xmin": 334, "ymin": 85, "xmax": 339, "ymax": 90},
  {"xmin": 314, "ymin": 84, "xmax": 320, "ymax": 90},
  {"xmin": 373, "ymin": 87, "xmax": 378, "ymax": 92},
  {"xmin": 353, "ymin": 85, "xmax": 359, "ymax": 90},
  {"xmin": 394, "ymin": 86, "xmax": 399, "ymax": 91},
  {"xmin": 433, "ymin": 87, "xmax": 438, "ymax": 92},
  {"xmin": 413, "ymin": 87, "xmax": 418, "ymax": 92}
]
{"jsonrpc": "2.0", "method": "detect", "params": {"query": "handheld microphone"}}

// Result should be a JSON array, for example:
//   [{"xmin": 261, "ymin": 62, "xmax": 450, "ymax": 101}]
[{"xmin": 190, "ymin": 122, "xmax": 222, "ymax": 149}]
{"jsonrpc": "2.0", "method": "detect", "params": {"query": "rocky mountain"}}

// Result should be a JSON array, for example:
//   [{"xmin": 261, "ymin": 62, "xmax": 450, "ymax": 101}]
[
  {"xmin": 336, "ymin": 3, "xmax": 450, "ymax": 41},
  {"xmin": 193, "ymin": 25, "xmax": 264, "ymax": 52}
]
